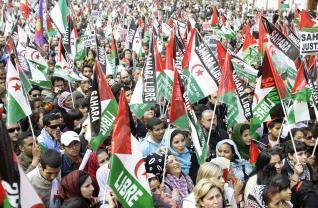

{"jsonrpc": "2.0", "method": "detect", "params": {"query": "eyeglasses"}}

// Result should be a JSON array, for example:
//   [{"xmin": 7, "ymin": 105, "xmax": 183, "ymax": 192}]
[
  {"xmin": 47, "ymin": 124, "xmax": 60, "ymax": 129},
  {"xmin": 7, "ymin": 127, "xmax": 21, "ymax": 133},
  {"xmin": 246, "ymin": 92, "xmax": 254, "ymax": 96},
  {"xmin": 31, "ymin": 94, "xmax": 41, "ymax": 98}
]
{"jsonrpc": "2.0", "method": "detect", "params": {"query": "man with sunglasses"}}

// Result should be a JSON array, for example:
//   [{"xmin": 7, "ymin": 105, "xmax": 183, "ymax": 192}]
[
  {"xmin": 29, "ymin": 87, "xmax": 42, "ymax": 102},
  {"xmin": 60, "ymin": 131, "xmax": 83, "ymax": 177},
  {"xmin": 6, "ymin": 122, "xmax": 21, "ymax": 142},
  {"xmin": 37, "ymin": 112, "xmax": 62, "ymax": 152},
  {"xmin": 6, "ymin": 122, "xmax": 22, "ymax": 153}
]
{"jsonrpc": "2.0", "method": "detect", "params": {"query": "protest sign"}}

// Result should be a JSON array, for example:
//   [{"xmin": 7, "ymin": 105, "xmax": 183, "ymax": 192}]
[{"xmin": 300, "ymin": 31, "xmax": 318, "ymax": 55}]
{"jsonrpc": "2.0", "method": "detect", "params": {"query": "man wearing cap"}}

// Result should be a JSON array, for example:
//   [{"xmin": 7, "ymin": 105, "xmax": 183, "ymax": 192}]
[{"xmin": 60, "ymin": 131, "xmax": 83, "ymax": 177}]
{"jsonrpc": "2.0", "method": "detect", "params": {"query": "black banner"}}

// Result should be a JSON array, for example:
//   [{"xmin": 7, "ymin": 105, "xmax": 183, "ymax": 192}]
[
  {"xmin": 262, "ymin": 17, "xmax": 299, "ymax": 61},
  {"xmin": 96, "ymin": 35, "xmax": 107, "ymax": 74},
  {"xmin": 126, "ymin": 18, "xmax": 137, "ymax": 50},
  {"xmin": 232, "ymin": 69, "xmax": 253, "ymax": 119},
  {"xmin": 89, "ymin": 64, "xmax": 102, "ymax": 136},
  {"xmin": 62, "ymin": 18, "xmax": 73, "ymax": 55},
  {"xmin": 142, "ymin": 35, "xmax": 157, "ymax": 103},
  {"xmin": 194, "ymin": 31, "xmax": 222, "ymax": 86},
  {"xmin": 288, "ymin": 30, "xmax": 300, "ymax": 48}
]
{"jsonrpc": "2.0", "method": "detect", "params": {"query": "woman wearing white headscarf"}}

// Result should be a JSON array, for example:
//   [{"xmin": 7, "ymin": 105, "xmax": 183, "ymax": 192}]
[{"xmin": 215, "ymin": 139, "xmax": 253, "ymax": 183}]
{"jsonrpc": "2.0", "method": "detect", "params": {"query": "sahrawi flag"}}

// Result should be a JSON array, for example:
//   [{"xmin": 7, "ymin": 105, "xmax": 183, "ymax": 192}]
[
  {"xmin": 49, "ymin": 0, "xmax": 69, "ymax": 35},
  {"xmin": 250, "ymin": 47, "xmax": 286, "ymax": 139},
  {"xmin": 186, "ymin": 28, "xmax": 221, "ymax": 104},
  {"xmin": 129, "ymin": 76, "xmax": 154, "ymax": 119},
  {"xmin": 0, "ymin": 121, "xmax": 45, "ymax": 208},
  {"xmin": 218, "ymin": 52, "xmax": 248, "ymax": 128},
  {"xmin": 54, "ymin": 40, "xmax": 87, "ymax": 82},
  {"xmin": 242, "ymin": 25, "xmax": 259, "ymax": 66},
  {"xmin": 169, "ymin": 68, "xmax": 189, "ymax": 130},
  {"xmin": 287, "ymin": 62, "xmax": 311, "ymax": 124},
  {"xmin": 89, "ymin": 60, "xmax": 118, "ymax": 150},
  {"xmin": 6, "ymin": 57, "xmax": 32, "ymax": 125},
  {"xmin": 157, "ymin": 30, "xmax": 174, "ymax": 101},
  {"xmin": 24, "ymin": 43, "xmax": 52, "ymax": 89},
  {"xmin": 108, "ymin": 90, "xmax": 153, "ymax": 208}
]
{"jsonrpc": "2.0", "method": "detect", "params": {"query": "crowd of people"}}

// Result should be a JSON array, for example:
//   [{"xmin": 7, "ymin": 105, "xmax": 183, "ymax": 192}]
[{"xmin": 1, "ymin": 0, "xmax": 318, "ymax": 207}]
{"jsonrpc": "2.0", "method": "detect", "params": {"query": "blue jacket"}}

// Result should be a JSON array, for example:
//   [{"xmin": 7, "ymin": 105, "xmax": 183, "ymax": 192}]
[{"xmin": 37, "ymin": 129, "xmax": 61, "ymax": 152}]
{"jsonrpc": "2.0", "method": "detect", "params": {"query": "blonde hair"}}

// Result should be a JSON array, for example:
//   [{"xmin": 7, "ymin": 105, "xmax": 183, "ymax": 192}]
[
  {"xmin": 196, "ymin": 162, "xmax": 223, "ymax": 184},
  {"xmin": 194, "ymin": 178, "xmax": 224, "ymax": 208}
]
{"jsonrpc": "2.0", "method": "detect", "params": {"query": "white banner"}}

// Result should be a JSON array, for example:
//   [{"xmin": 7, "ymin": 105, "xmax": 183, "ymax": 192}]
[{"xmin": 300, "ymin": 31, "xmax": 318, "ymax": 55}]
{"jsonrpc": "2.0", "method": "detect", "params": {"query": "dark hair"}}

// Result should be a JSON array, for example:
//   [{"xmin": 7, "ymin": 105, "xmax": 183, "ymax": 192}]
[
  {"xmin": 268, "ymin": 120, "xmax": 282, "ymax": 129},
  {"xmin": 146, "ymin": 117, "xmax": 164, "ymax": 131},
  {"xmin": 82, "ymin": 64, "xmax": 93, "ymax": 71},
  {"xmin": 61, "ymin": 197, "xmax": 90, "ymax": 208},
  {"xmin": 30, "ymin": 98, "xmax": 43, "ymax": 110},
  {"xmin": 29, "ymin": 86, "xmax": 42, "ymax": 95},
  {"xmin": 263, "ymin": 186, "xmax": 280, "ymax": 205},
  {"xmin": 123, "ymin": 85, "xmax": 132, "ymax": 92},
  {"xmin": 170, "ymin": 129, "xmax": 185, "ymax": 146},
  {"xmin": 17, "ymin": 131, "xmax": 33, "ymax": 146},
  {"xmin": 96, "ymin": 148, "xmax": 107, "ymax": 157},
  {"xmin": 40, "ymin": 149, "xmax": 61, "ymax": 169},
  {"xmin": 51, "ymin": 77, "xmax": 65, "ymax": 84},
  {"xmin": 291, "ymin": 128, "xmax": 305, "ymax": 137},
  {"xmin": 75, "ymin": 97, "xmax": 89, "ymax": 109},
  {"xmin": 255, "ymin": 150, "xmax": 277, "ymax": 185},
  {"xmin": 79, "ymin": 171, "xmax": 90, "ymax": 187},
  {"xmin": 150, "ymin": 105, "xmax": 161, "ymax": 118},
  {"xmin": 43, "ymin": 112, "xmax": 62, "ymax": 126},
  {"xmin": 64, "ymin": 109, "xmax": 83, "ymax": 130},
  {"xmin": 285, "ymin": 140, "xmax": 307, "ymax": 156},
  {"xmin": 270, "ymin": 174, "xmax": 290, "ymax": 191},
  {"xmin": 240, "ymin": 124, "xmax": 250, "ymax": 135}
]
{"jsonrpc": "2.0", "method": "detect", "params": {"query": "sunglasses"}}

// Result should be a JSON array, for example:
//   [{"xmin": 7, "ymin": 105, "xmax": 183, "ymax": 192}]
[
  {"xmin": 306, "ymin": 135, "xmax": 316, "ymax": 140},
  {"xmin": 31, "ymin": 94, "xmax": 41, "ymax": 98},
  {"xmin": 47, "ymin": 124, "xmax": 60, "ymax": 129},
  {"xmin": 7, "ymin": 127, "xmax": 21, "ymax": 133}
]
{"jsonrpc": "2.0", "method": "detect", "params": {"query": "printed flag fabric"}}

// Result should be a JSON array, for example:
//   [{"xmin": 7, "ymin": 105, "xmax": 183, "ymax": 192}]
[
  {"xmin": 186, "ymin": 29, "xmax": 221, "ymax": 104},
  {"xmin": 169, "ymin": 68, "xmax": 189, "ymax": 130},
  {"xmin": 35, "ymin": 0, "xmax": 44, "ymax": 46},
  {"xmin": 49, "ymin": 0, "xmax": 69, "ymax": 35},
  {"xmin": 0, "ymin": 121, "xmax": 45, "ymax": 207},
  {"xmin": 108, "ymin": 90, "xmax": 153, "ymax": 208},
  {"xmin": 6, "ymin": 57, "xmax": 32, "ymax": 125},
  {"xmin": 89, "ymin": 60, "xmax": 118, "ymax": 150}
]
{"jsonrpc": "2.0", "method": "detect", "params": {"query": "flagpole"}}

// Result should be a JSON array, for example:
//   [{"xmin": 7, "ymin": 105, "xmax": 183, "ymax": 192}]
[
  {"xmin": 161, "ymin": 146, "xmax": 169, "ymax": 186},
  {"xmin": 312, "ymin": 139, "xmax": 318, "ymax": 156},
  {"xmin": 281, "ymin": 100, "xmax": 300, "ymax": 164},
  {"xmin": 68, "ymin": 81, "xmax": 75, "ymax": 109},
  {"xmin": 206, "ymin": 99, "xmax": 218, "ymax": 148},
  {"xmin": 24, "ymin": 89, "xmax": 37, "ymax": 142}
]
